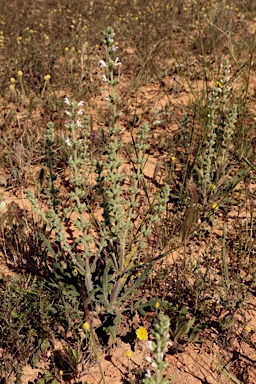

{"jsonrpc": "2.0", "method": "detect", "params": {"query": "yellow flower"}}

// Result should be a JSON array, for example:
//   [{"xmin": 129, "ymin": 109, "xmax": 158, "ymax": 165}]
[
  {"xmin": 17, "ymin": 70, "xmax": 23, "ymax": 77},
  {"xmin": 171, "ymin": 156, "xmax": 176, "ymax": 162},
  {"xmin": 215, "ymin": 81, "xmax": 223, "ymax": 88},
  {"xmin": 209, "ymin": 183, "xmax": 216, "ymax": 190},
  {"xmin": 245, "ymin": 326, "xmax": 251, "ymax": 333},
  {"xmin": 59, "ymin": 370, "xmax": 63, "ymax": 376},
  {"xmin": 83, "ymin": 321, "xmax": 90, "ymax": 331},
  {"xmin": 125, "ymin": 350, "xmax": 132, "ymax": 358},
  {"xmin": 10, "ymin": 77, "xmax": 16, "ymax": 83},
  {"xmin": 65, "ymin": 47, "xmax": 69, "ymax": 52},
  {"xmin": 9, "ymin": 84, "xmax": 15, "ymax": 91},
  {"xmin": 155, "ymin": 302, "xmax": 160, "ymax": 309},
  {"xmin": 136, "ymin": 327, "xmax": 148, "ymax": 341},
  {"xmin": 212, "ymin": 203, "xmax": 218, "ymax": 210},
  {"xmin": 44, "ymin": 74, "xmax": 51, "ymax": 81}
]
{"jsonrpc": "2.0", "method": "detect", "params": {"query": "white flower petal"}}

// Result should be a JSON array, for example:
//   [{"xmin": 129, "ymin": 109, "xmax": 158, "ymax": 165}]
[{"xmin": 99, "ymin": 59, "xmax": 107, "ymax": 68}]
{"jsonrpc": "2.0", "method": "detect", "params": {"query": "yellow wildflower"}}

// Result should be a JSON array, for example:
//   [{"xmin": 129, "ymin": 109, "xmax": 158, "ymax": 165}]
[
  {"xmin": 155, "ymin": 302, "xmax": 160, "ymax": 309},
  {"xmin": 44, "ymin": 74, "xmax": 51, "ymax": 81},
  {"xmin": 245, "ymin": 326, "xmax": 251, "ymax": 333},
  {"xmin": 83, "ymin": 321, "xmax": 90, "ymax": 331},
  {"xmin": 9, "ymin": 84, "xmax": 15, "ymax": 91},
  {"xmin": 215, "ymin": 81, "xmax": 223, "ymax": 88},
  {"xmin": 136, "ymin": 327, "xmax": 148, "ymax": 341},
  {"xmin": 125, "ymin": 350, "xmax": 132, "ymax": 358},
  {"xmin": 65, "ymin": 47, "xmax": 69, "ymax": 52},
  {"xmin": 10, "ymin": 77, "xmax": 16, "ymax": 83},
  {"xmin": 17, "ymin": 70, "xmax": 23, "ymax": 77},
  {"xmin": 212, "ymin": 203, "xmax": 218, "ymax": 210},
  {"xmin": 59, "ymin": 370, "xmax": 63, "ymax": 376}
]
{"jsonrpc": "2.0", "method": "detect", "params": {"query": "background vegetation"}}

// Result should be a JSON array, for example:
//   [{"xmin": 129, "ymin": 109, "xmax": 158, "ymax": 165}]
[{"xmin": 0, "ymin": 0, "xmax": 255, "ymax": 383}]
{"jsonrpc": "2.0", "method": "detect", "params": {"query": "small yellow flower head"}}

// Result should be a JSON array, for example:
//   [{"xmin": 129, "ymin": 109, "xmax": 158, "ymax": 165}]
[
  {"xmin": 59, "ymin": 370, "xmax": 63, "ymax": 376},
  {"xmin": 155, "ymin": 301, "xmax": 160, "ymax": 309},
  {"xmin": 215, "ymin": 81, "xmax": 223, "ymax": 88},
  {"xmin": 212, "ymin": 203, "xmax": 218, "ymax": 210},
  {"xmin": 254, "ymin": 116, "xmax": 256, "ymax": 121},
  {"xmin": 73, "ymin": 268, "xmax": 78, "ymax": 276},
  {"xmin": 44, "ymin": 74, "xmax": 51, "ymax": 81},
  {"xmin": 10, "ymin": 77, "xmax": 16, "ymax": 83},
  {"xmin": 171, "ymin": 156, "xmax": 176, "ymax": 162},
  {"xmin": 17, "ymin": 70, "xmax": 23, "ymax": 78},
  {"xmin": 83, "ymin": 321, "xmax": 90, "ymax": 331},
  {"xmin": 136, "ymin": 327, "xmax": 148, "ymax": 341},
  {"xmin": 65, "ymin": 46, "xmax": 69, "ymax": 52},
  {"xmin": 9, "ymin": 84, "xmax": 15, "ymax": 91},
  {"xmin": 125, "ymin": 350, "xmax": 132, "ymax": 358},
  {"xmin": 245, "ymin": 326, "xmax": 251, "ymax": 333},
  {"xmin": 18, "ymin": 36, "xmax": 22, "ymax": 41},
  {"xmin": 209, "ymin": 183, "xmax": 216, "ymax": 190}
]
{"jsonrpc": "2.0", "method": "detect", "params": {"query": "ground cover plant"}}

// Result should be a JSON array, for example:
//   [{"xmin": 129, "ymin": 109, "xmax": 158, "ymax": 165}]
[{"xmin": 0, "ymin": 0, "xmax": 256, "ymax": 383}]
